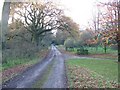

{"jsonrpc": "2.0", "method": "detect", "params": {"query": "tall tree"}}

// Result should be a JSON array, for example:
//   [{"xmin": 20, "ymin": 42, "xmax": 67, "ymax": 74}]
[
  {"xmin": 117, "ymin": 0, "xmax": 120, "ymax": 62},
  {"xmin": 58, "ymin": 15, "xmax": 79, "ymax": 39},
  {"xmin": 13, "ymin": 2, "xmax": 64, "ymax": 46},
  {"xmin": 11, "ymin": 2, "xmax": 79, "ymax": 47},
  {"xmin": 91, "ymin": 10, "xmax": 100, "ymax": 51},
  {"xmin": 55, "ymin": 16, "xmax": 80, "ymax": 45},
  {"xmin": 2, "ymin": 1, "xmax": 11, "ymax": 49},
  {"xmin": 96, "ymin": 0, "xmax": 120, "ymax": 61}
]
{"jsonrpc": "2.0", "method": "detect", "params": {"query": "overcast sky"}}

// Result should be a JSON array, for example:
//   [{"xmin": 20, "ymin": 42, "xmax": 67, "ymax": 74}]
[
  {"xmin": 58, "ymin": 0, "xmax": 109, "ymax": 29},
  {"xmin": 0, "ymin": 0, "xmax": 109, "ymax": 29},
  {"xmin": 59, "ymin": 0, "xmax": 97, "ymax": 29}
]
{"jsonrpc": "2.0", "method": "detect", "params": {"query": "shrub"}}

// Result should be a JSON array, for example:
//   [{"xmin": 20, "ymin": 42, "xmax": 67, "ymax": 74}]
[
  {"xmin": 64, "ymin": 38, "xmax": 75, "ymax": 51},
  {"xmin": 77, "ymin": 48, "xmax": 88, "ymax": 55},
  {"xmin": 110, "ymin": 44, "xmax": 118, "ymax": 50}
]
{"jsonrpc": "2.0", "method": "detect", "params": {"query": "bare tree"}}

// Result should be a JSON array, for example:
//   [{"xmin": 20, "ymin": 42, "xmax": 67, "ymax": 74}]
[
  {"xmin": 11, "ymin": 2, "xmax": 80, "ymax": 47},
  {"xmin": 13, "ymin": 2, "xmax": 64, "ymax": 46},
  {"xmin": 91, "ymin": 8, "xmax": 101, "ymax": 51}
]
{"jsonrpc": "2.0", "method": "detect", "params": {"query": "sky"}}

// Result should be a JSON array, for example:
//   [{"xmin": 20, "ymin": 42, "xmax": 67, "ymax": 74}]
[
  {"xmin": 57, "ymin": 0, "xmax": 109, "ymax": 29},
  {"xmin": 0, "ymin": 0, "xmax": 108, "ymax": 29},
  {"xmin": 60, "ymin": 0, "xmax": 97, "ymax": 29}
]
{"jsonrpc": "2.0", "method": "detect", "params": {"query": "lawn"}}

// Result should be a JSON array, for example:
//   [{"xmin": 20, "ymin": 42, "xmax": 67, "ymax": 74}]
[
  {"xmin": 70, "ymin": 47, "xmax": 117, "ymax": 54},
  {"xmin": 66, "ymin": 58, "xmax": 118, "ymax": 88},
  {"xmin": 66, "ymin": 46, "xmax": 118, "ymax": 60}
]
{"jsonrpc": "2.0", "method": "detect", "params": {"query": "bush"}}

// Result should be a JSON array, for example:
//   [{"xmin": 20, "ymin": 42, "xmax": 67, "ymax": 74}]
[
  {"xmin": 2, "ymin": 39, "xmax": 39, "ymax": 64},
  {"xmin": 110, "ymin": 44, "xmax": 118, "ymax": 50},
  {"xmin": 64, "ymin": 38, "xmax": 75, "ymax": 51},
  {"xmin": 77, "ymin": 48, "xmax": 88, "ymax": 55}
]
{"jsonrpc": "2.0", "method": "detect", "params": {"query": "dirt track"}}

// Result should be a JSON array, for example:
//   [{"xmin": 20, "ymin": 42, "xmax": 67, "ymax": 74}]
[{"xmin": 2, "ymin": 45, "xmax": 67, "ymax": 88}]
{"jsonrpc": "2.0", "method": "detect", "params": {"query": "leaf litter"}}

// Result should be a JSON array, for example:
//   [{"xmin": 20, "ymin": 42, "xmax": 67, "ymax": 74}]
[{"xmin": 66, "ymin": 65, "xmax": 118, "ymax": 88}]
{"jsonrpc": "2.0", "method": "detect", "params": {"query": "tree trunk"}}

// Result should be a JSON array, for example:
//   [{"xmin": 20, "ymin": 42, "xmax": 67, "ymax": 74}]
[
  {"xmin": 118, "ymin": 0, "xmax": 120, "ymax": 62},
  {"xmin": 34, "ymin": 35, "xmax": 40, "ymax": 51},
  {"xmin": 2, "ymin": 1, "xmax": 10, "ymax": 49},
  {"xmin": 36, "ymin": 38, "xmax": 39, "ymax": 47},
  {"xmin": 118, "ymin": 41, "xmax": 120, "ymax": 62},
  {"xmin": 104, "ymin": 44, "xmax": 107, "ymax": 54},
  {"xmin": 65, "ymin": 47, "xmax": 68, "ymax": 51},
  {"xmin": 96, "ymin": 45, "xmax": 98, "ymax": 51}
]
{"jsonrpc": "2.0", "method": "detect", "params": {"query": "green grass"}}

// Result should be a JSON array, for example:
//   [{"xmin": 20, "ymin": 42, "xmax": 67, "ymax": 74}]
[
  {"xmin": 66, "ymin": 58, "xmax": 118, "ymax": 82},
  {"xmin": 68, "ymin": 47, "xmax": 117, "ymax": 55},
  {"xmin": 1, "ymin": 57, "xmax": 41, "ymax": 84},
  {"xmin": 2, "ymin": 48, "xmax": 49, "ymax": 71},
  {"xmin": 2, "ymin": 57, "xmax": 39, "ymax": 70},
  {"xmin": 86, "ymin": 47, "xmax": 117, "ymax": 55},
  {"xmin": 66, "ymin": 46, "xmax": 118, "ymax": 60},
  {"xmin": 0, "ymin": 64, "xmax": 2, "ymax": 72}
]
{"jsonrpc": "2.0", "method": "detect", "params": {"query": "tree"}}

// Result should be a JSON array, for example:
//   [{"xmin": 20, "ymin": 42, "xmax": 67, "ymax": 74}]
[
  {"xmin": 3, "ymin": 1, "xmax": 80, "ymax": 50},
  {"xmin": 2, "ymin": 1, "xmax": 24, "ymax": 49},
  {"xmin": 2, "ymin": 1, "xmax": 11, "ymax": 49},
  {"xmin": 89, "ymin": 7, "xmax": 101, "ymax": 50},
  {"xmin": 10, "ymin": 2, "xmax": 80, "ymax": 48},
  {"xmin": 11, "ymin": 2, "xmax": 64, "ymax": 47},
  {"xmin": 97, "ymin": 0, "xmax": 120, "ymax": 61},
  {"xmin": 40, "ymin": 32, "xmax": 55, "ymax": 47},
  {"xmin": 117, "ymin": 0, "xmax": 120, "ymax": 62},
  {"xmin": 0, "ymin": 21, "xmax": 1, "ymax": 49},
  {"xmin": 55, "ymin": 16, "xmax": 79, "ymax": 45},
  {"xmin": 58, "ymin": 15, "xmax": 79, "ymax": 39},
  {"xmin": 55, "ymin": 30, "xmax": 67, "ymax": 45},
  {"xmin": 64, "ymin": 38, "xmax": 75, "ymax": 51}
]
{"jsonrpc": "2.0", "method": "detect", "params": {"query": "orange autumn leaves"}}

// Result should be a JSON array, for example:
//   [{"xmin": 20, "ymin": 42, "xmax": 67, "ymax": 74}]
[{"xmin": 85, "ymin": 1, "xmax": 119, "ymax": 47}]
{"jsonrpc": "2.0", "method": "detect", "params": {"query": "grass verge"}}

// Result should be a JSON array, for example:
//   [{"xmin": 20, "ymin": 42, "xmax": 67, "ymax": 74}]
[
  {"xmin": 2, "ymin": 57, "xmax": 39, "ymax": 70},
  {"xmin": 1, "ymin": 48, "xmax": 49, "ymax": 84}
]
